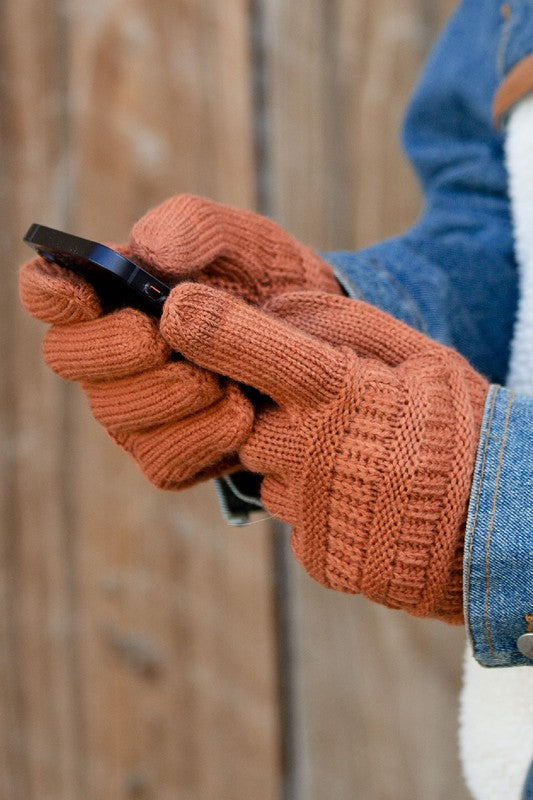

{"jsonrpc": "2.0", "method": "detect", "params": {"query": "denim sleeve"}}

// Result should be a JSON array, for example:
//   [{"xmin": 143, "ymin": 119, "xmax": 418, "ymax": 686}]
[
  {"xmin": 500, "ymin": 0, "xmax": 533, "ymax": 77},
  {"xmin": 326, "ymin": 0, "xmax": 518, "ymax": 384},
  {"xmin": 464, "ymin": 385, "xmax": 533, "ymax": 667}
]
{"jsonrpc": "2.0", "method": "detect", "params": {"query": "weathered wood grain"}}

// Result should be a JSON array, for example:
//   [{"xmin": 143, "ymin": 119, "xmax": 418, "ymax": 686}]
[{"xmin": 0, "ymin": 2, "xmax": 86, "ymax": 798}]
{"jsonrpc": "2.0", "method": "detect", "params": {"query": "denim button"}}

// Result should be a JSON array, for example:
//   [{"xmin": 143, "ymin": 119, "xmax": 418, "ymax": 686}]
[{"xmin": 517, "ymin": 633, "xmax": 533, "ymax": 660}]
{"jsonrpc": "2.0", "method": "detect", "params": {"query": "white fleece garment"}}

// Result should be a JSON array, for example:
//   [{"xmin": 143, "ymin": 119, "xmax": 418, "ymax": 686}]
[{"xmin": 459, "ymin": 93, "xmax": 533, "ymax": 800}]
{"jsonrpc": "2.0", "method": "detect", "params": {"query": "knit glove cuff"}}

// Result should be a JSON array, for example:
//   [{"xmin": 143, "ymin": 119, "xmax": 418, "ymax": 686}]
[{"xmin": 292, "ymin": 350, "xmax": 487, "ymax": 622}]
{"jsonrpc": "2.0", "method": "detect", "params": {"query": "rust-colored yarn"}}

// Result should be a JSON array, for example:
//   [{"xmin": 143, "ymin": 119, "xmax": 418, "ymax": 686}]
[
  {"xmin": 18, "ymin": 197, "xmax": 340, "ymax": 488},
  {"xmin": 130, "ymin": 194, "xmax": 342, "ymax": 303},
  {"xmin": 19, "ymin": 257, "xmax": 252, "ymax": 488},
  {"xmin": 161, "ymin": 284, "xmax": 489, "ymax": 622}
]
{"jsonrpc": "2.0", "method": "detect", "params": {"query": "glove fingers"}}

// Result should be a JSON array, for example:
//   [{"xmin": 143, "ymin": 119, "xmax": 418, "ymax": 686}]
[
  {"xmin": 85, "ymin": 361, "xmax": 225, "ymax": 433},
  {"xmin": 130, "ymin": 194, "xmax": 300, "ymax": 284},
  {"xmin": 115, "ymin": 382, "xmax": 254, "ymax": 489},
  {"xmin": 161, "ymin": 283, "xmax": 345, "ymax": 408},
  {"xmin": 43, "ymin": 308, "xmax": 170, "ymax": 381},
  {"xmin": 19, "ymin": 258, "xmax": 102, "ymax": 324},
  {"xmin": 264, "ymin": 291, "xmax": 431, "ymax": 366}
]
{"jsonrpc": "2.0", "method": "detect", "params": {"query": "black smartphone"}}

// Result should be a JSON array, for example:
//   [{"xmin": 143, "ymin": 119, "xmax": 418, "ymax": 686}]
[{"xmin": 23, "ymin": 224, "xmax": 171, "ymax": 316}]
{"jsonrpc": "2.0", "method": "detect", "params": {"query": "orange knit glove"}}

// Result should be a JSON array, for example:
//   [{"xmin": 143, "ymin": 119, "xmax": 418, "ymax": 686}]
[
  {"xmin": 160, "ymin": 284, "xmax": 490, "ymax": 622},
  {"xmin": 19, "ymin": 198, "xmax": 340, "ymax": 488},
  {"xmin": 19, "ymin": 257, "xmax": 253, "ymax": 487},
  {"xmin": 129, "ymin": 194, "xmax": 342, "ymax": 303}
]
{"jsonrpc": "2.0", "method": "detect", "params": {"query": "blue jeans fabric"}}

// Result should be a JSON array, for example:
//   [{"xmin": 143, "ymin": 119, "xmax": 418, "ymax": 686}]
[{"xmin": 464, "ymin": 385, "xmax": 533, "ymax": 668}]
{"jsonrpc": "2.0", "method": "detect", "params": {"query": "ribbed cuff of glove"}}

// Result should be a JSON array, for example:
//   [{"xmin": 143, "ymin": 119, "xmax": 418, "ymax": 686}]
[{"xmin": 292, "ymin": 351, "xmax": 487, "ymax": 623}]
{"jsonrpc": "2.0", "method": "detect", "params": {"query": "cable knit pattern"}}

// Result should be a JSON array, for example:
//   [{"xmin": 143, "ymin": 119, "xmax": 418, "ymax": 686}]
[
  {"xmin": 263, "ymin": 291, "xmax": 486, "ymax": 618},
  {"xmin": 162, "ymin": 283, "xmax": 489, "ymax": 622}
]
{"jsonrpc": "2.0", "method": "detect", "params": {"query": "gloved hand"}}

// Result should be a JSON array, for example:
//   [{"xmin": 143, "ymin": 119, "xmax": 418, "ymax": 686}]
[
  {"xmin": 19, "ymin": 257, "xmax": 253, "ymax": 488},
  {"xmin": 160, "ymin": 283, "xmax": 490, "ymax": 622},
  {"xmin": 19, "ymin": 196, "xmax": 341, "ymax": 488}
]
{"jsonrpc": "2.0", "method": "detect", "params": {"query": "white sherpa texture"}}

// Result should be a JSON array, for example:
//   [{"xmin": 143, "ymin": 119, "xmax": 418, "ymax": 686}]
[
  {"xmin": 460, "ymin": 649, "xmax": 533, "ymax": 800},
  {"xmin": 459, "ymin": 93, "xmax": 533, "ymax": 800}
]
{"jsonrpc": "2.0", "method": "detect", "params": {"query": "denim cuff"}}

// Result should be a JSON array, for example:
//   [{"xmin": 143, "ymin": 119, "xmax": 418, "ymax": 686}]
[{"xmin": 464, "ymin": 384, "xmax": 533, "ymax": 667}]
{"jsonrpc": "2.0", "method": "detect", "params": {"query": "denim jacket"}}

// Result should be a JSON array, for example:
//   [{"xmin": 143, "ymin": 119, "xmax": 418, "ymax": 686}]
[{"xmin": 217, "ymin": 0, "xmax": 533, "ymax": 670}]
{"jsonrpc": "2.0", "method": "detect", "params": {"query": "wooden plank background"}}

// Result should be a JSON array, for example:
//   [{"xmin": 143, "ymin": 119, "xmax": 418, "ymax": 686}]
[{"xmin": 0, "ymin": 1, "xmax": 472, "ymax": 798}]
